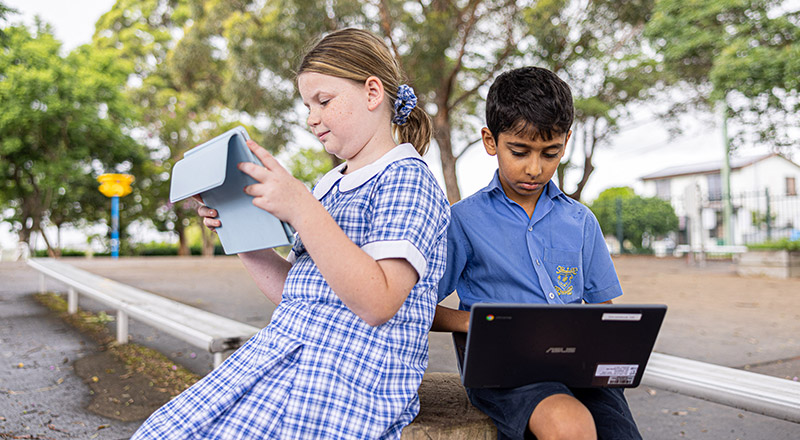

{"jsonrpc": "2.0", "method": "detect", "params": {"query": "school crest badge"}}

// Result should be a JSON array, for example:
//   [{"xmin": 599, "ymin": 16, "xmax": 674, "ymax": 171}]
[{"xmin": 554, "ymin": 265, "xmax": 577, "ymax": 296}]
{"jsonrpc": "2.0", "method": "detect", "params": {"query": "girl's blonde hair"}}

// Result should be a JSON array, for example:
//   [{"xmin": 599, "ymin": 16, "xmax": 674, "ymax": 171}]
[{"xmin": 297, "ymin": 28, "xmax": 432, "ymax": 156}]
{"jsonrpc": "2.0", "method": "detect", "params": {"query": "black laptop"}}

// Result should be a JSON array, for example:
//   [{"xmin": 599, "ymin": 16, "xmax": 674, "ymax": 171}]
[{"xmin": 453, "ymin": 303, "xmax": 667, "ymax": 389}]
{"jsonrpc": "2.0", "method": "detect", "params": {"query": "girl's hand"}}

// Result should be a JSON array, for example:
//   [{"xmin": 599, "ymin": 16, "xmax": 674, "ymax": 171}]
[
  {"xmin": 192, "ymin": 195, "xmax": 221, "ymax": 231},
  {"xmin": 239, "ymin": 140, "xmax": 315, "ymax": 225}
]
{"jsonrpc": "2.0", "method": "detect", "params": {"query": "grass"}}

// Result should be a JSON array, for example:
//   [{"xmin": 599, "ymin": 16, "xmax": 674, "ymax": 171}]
[{"xmin": 34, "ymin": 292, "xmax": 201, "ymax": 397}]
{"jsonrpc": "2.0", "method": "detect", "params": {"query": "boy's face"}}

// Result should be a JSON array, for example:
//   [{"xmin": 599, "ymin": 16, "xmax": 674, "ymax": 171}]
[{"xmin": 482, "ymin": 127, "xmax": 570, "ymax": 215}]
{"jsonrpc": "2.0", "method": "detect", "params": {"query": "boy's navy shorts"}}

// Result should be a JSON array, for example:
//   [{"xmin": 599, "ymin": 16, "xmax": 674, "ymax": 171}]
[{"xmin": 466, "ymin": 382, "xmax": 642, "ymax": 440}]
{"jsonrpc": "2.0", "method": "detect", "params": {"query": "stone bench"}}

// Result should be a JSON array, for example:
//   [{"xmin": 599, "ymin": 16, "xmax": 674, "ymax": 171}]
[{"xmin": 403, "ymin": 372, "xmax": 496, "ymax": 439}]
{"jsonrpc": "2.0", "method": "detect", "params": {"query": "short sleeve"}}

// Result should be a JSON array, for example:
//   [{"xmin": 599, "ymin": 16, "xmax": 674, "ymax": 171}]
[
  {"xmin": 437, "ymin": 210, "xmax": 469, "ymax": 303},
  {"xmin": 582, "ymin": 210, "xmax": 623, "ymax": 303},
  {"xmin": 362, "ymin": 161, "xmax": 449, "ymax": 278}
]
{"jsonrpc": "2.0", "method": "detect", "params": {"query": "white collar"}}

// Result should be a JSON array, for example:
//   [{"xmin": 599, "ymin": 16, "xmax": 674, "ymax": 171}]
[{"xmin": 312, "ymin": 143, "xmax": 421, "ymax": 199}]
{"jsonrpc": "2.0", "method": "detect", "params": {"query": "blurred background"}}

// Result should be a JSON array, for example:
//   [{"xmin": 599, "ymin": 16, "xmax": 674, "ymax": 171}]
[{"xmin": 1, "ymin": 0, "xmax": 798, "ymax": 259}]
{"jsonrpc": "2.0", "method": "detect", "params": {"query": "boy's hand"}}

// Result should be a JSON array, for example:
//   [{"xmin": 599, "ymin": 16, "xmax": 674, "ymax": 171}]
[{"xmin": 239, "ymin": 140, "xmax": 315, "ymax": 226}]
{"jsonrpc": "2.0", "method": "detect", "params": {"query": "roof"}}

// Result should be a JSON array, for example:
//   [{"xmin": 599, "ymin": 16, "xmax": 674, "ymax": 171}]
[{"xmin": 639, "ymin": 153, "xmax": 797, "ymax": 181}]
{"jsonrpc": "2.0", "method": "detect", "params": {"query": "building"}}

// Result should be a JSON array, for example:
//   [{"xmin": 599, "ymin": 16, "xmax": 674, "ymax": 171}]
[{"xmin": 640, "ymin": 153, "xmax": 800, "ymax": 247}]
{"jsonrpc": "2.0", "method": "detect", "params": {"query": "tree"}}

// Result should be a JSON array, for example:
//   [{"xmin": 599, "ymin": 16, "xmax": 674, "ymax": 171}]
[
  {"xmin": 0, "ymin": 24, "xmax": 146, "ymax": 256},
  {"xmin": 590, "ymin": 186, "xmax": 678, "ymax": 251},
  {"xmin": 1, "ymin": 1, "xmax": 17, "ymax": 48},
  {"xmin": 93, "ymin": 0, "xmax": 239, "ymax": 256},
  {"xmin": 645, "ymin": 0, "xmax": 800, "ymax": 150},
  {"xmin": 93, "ymin": 0, "xmax": 342, "ymax": 256},
  {"xmin": 181, "ymin": 0, "xmax": 660, "ymax": 203},
  {"xmin": 522, "ymin": 0, "xmax": 662, "ymax": 200}
]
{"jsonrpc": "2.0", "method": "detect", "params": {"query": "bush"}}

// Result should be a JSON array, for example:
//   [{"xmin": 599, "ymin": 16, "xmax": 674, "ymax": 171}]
[
  {"xmin": 747, "ymin": 239, "xmax": 800, "ymax": 252},
  {"xmin": 31, "ymin": 241, "xmax": 226, "ymax": 257},
  {"xmin": 590, "ymin": 187, "xmax": 679, "ymax": 252},
  {"xmin": 33, "ymin": 248, "xmax": 87, "ymax": 257}
]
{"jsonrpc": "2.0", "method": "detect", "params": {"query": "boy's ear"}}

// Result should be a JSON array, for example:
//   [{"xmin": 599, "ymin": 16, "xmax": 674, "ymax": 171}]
[
  {"xmin": 481, "ymin": 127, "xmax": 498, "ymax": 156},
  {"xmin": 364, "ymin": 76, "xmax": 385, "ymax": 111}
]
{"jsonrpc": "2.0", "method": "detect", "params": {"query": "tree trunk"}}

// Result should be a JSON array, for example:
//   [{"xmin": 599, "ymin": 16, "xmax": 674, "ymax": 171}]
[
  {"xmin": 433, "ymin": 100, "xmax": 461, "ymax": 204},
  {"xmin": 176, "ymin": 223, "xmax": 190, "ymax": 256},
  {"xmin": 201, "ymin": 226, "xmax": 215, "ymax": 257},
  {"xmin": 38, "ymin": 225, "xmax": 58, "ymax": 258}
]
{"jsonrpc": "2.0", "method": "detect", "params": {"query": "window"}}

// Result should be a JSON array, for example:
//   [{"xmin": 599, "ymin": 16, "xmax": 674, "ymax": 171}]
[
  {"xmin": 655, "ymin": 179, "xmax": 671, "ymax": 200},
  {"xmin": 707, "ymin": 173, "xmax": 722, "ymax": 201},
  {"xmin": 787, "ymin": 177, "xmax": 797, "ymax": 196}
]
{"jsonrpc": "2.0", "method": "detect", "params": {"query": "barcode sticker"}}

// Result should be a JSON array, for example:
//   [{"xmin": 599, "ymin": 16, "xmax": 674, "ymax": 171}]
[
  {"xmin": 595, "ymin": 364, "xmax": 638, "ymax": 377},
  {"xmin": 602, "ymin": 313, "xmax": 642, "ymax": 321}
]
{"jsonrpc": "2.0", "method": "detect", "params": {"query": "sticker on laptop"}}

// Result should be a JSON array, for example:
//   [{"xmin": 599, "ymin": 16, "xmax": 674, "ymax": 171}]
[
  {"xmin": 601, "ymin": 313, "xmax": 642, "ymax": 321},
  {"xmin": 595, "ymin": 364, "xmax": 638, "ymax": 385}
]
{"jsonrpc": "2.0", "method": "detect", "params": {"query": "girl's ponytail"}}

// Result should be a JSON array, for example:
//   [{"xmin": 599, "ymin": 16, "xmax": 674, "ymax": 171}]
[{"xmin": 394, "ymin": 104, "xmax": 432, "ymax": 156}]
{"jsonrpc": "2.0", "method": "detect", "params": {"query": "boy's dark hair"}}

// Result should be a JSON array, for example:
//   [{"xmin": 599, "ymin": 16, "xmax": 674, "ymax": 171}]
[{"xmin": 485, "ymin": 66, "xmax": 574, "ymax": 141}]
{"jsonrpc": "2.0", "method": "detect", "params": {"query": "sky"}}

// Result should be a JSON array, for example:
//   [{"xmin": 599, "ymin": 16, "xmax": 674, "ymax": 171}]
[{"xmin": 0, "ymin": 0, "xmax": 783, "ymax": 249}]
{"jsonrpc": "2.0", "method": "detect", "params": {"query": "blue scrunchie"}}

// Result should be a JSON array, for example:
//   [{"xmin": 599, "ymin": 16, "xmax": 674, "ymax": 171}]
[{"xmin": 392, "ymin": 84, "xmax": 417, "ymax": 126}]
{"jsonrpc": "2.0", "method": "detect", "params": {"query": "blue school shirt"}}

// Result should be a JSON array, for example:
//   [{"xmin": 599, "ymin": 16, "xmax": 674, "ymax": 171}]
[{"xmin": 438, "ymin": 172, "xmax": 622, "ymax": 309}]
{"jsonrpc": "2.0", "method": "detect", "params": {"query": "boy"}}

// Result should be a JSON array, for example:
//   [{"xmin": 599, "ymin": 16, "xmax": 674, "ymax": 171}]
[{"xmin": 432, "ymin": 67, "xmax": 641, "ymax": 440}]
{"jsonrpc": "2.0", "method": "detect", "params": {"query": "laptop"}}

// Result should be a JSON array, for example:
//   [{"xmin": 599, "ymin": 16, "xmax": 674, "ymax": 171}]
[{"xmin": 453, "ymin": 303, "xmax": 667, "ymax": 388}]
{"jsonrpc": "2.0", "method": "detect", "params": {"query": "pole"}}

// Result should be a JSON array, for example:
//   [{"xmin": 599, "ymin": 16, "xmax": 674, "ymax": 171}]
[
  {"xmin": 111, "ymin": 195, "xmax": 120, "ymax": 259},
  {"xmin": 97, "ymin": 174, "xmax": 133, "ymax": 259},
  {"xmin": 616, "ymin": 197, "xmax": 624, "ymax": 254},
  {"xmin": 720, "ymin": 99, "xmax": 734, "ymax": 245},
  {"xmin": 765, "ymin": 187, "xmax": 771, "ymax": 241}
]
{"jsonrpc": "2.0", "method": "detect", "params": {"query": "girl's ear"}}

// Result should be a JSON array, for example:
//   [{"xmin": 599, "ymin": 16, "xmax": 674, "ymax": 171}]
[{"xmin": 364, "ymin": 76, "xmax": 385, "ymax": 111}]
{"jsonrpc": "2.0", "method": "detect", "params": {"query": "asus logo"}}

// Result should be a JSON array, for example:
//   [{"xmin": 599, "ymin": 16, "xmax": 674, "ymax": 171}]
[{"xmin": 545, "ymin": 347, "xmax": 576, "ymax": 354}]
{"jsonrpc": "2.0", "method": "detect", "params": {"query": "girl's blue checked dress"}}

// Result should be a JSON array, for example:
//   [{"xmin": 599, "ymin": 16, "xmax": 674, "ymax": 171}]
[{"xmin": 132, "ymin": 144, "xmax": 450, "ymax": 439}]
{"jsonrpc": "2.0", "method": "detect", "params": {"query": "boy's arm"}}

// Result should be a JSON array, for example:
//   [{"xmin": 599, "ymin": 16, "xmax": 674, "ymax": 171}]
[
  {"xmin": 582, "ymin": 209, "xmax": 625, "ymax": 303},
  {"xmin": 431, "ymin": 204, "xmax": 472, "ymax": 333},
  {"xmin": 431, "ymin": 305, "xmax": 470, "ymax": 333}
]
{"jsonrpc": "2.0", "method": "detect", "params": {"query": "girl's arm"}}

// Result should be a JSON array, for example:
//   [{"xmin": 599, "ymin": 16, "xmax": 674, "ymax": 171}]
[
  {"xmin": 238, "ymin": 249, "xmax": 291, "ymax": 305},
  {"xmin": 240, "ymin": 140, "xmax": 418, "ymax": 326},
  {"xmin": 195, "ymin": 197, "xmax": 290, "ymax": 305}
]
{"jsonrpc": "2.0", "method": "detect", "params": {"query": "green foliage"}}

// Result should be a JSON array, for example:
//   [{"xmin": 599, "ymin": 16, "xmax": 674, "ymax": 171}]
[
  {"xmin": 287, "ymin": 147, "xmax": 334, "ymax": 188},
  {"xmin": 523, "ymin": 0, "xmax": 662, "ymax": 200},
  {"xmin": 161, "ymin": 0, "xmax": 662, "ymax": 203},
  {"xmin": 747, "ymin": 238, "xmax": 800, "ymax": 251},
  {"xmin": 93, "ymin": 0, "xmax": 254, "ymax": 254},
  {"xmin": 750, "ymin": 210, "xmax": 777, "ymax": 227},
  {"xmin": 645, "ymin": 0, "xmax": 800, "ymax": 149},
  {"xmin": 590, "ymin": 187, "xmax": 679, "ymax": 250},
  {"xmin": 0, "ymin": 24, "xmax": 146, "ymax": 253},
  {"xmin": 32, "ymin": 248, "xmax": 88, "ymax": 257}
]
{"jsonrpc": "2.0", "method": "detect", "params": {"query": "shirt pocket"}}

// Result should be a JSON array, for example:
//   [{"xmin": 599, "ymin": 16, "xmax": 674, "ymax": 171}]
[{"xmin": 543, "ymin": 248, "xmax": 583, "ymax": 303}]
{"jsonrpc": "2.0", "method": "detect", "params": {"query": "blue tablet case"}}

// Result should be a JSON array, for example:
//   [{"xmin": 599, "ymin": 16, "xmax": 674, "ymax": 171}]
[{"xmin": 169, "ymin": 126, "xmax": 295, "ymax": 254}]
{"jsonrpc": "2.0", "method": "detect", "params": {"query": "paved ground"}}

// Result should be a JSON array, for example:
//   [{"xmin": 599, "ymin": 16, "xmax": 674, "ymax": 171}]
[{"xmin": 2, "ymin": 255, "xmax": 799, "ymax": 439}]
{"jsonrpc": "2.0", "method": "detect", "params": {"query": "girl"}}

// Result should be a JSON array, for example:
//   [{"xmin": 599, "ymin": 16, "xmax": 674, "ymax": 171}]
[{"xmin": 132, "ymin": 28, "xmax": 450, "ymax": 439}]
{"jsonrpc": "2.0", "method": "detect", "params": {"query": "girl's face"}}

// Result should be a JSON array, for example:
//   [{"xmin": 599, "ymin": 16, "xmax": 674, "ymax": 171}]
[{"xmin": 298, "ymin": 72, "xmax": 384, "ymax": 165}]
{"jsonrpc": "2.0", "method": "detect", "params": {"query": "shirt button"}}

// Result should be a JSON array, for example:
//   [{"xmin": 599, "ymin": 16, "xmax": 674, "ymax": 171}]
[
  {"xmin": 535, "ymin": 259, "xmax": 541, "ymax": 266},
  {"xmin": 528, "ymin": 226, "xmax": 533, "ymax": 232},
  {"xmin": 549, "ymin": 292, "xmax": 555, "ymax": 299}
]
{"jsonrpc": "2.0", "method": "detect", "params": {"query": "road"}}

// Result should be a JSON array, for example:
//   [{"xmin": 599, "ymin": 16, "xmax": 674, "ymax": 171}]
[{"xmin": 2, "ymin": 255, "xmax": 799, "ymax": 439}]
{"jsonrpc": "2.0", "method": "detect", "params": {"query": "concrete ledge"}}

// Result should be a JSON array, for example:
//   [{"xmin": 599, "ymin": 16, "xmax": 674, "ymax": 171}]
[
  {"xmin": 402, "ymin": 373, "xmax": 496, "ymax": 439},
  {"xmin": 737, "ymin": 250, "xmax": 800, "ymax": 278}
]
